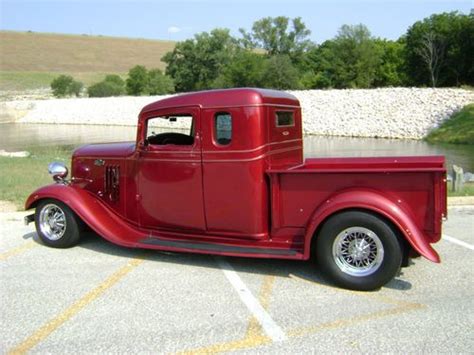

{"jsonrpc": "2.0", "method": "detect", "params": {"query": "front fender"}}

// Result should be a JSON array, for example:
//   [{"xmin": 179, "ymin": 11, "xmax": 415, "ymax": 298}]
[
  {"xmin": 25, "ymin": 184, "xmax": 145, "ymax": 248},
  {"xmin": 304, "ymin": 188, "xmax": 440, "ymax": 263}
]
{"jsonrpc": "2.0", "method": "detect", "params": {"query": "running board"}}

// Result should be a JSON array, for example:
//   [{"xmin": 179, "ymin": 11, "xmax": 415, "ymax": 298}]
[{"xmin": 140, "ymin": 237, "xmax": 297, "ymax": 256}]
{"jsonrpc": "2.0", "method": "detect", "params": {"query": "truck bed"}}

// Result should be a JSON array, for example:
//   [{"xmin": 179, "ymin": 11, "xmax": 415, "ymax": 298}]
[{"xmin": 267, "ymin": 155, "xmax": 447, "ymax": 244}]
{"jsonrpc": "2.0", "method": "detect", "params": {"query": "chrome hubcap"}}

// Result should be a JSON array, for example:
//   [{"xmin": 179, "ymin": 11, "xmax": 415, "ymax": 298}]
[
  {"xmin": 332, "ymin": 227, "xmax": 384, "ymax": 277},
  {"xmin": 39, "ymin": 204, "xmax": 67, "ymax": 241}
]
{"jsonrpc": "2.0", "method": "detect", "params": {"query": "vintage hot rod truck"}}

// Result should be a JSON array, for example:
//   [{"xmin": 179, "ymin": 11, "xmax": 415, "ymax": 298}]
[{"xmin": 25, "ymin": 88, "xmax": 447, "ymax": 290}]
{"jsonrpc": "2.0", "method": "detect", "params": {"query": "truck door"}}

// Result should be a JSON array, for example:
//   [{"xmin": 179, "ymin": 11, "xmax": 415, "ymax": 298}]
[
  {"xmin": 136, "ymin": 107, "xmax": 206, "ymax": 231},
  {"xmin": 201, "ymin": 107, "xmax": 269, "ymax": 238}
]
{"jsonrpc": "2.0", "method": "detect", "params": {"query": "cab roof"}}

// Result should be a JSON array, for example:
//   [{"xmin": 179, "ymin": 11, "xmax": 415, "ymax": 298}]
[{"xmin": 140, "ymin": 88, "xmax": 300, "ymax": 115}]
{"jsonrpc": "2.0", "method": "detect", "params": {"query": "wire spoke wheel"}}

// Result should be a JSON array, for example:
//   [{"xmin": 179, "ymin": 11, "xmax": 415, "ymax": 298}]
[
  {"xmin": 332, "ymin": 226, "xmax": 384, "ymax": 277},
  {"xmin": 38, "ymin": 203, "xmax": 67, "ymax": 241},
  {"xmin": 317, "ymin": 211, "xmax": 403, "ymax": 290}
]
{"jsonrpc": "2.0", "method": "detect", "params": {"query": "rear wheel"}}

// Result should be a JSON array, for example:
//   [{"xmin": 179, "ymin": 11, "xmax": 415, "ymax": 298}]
[
  {"xmin": 35, "ymin": 199, "xmax": 82, "ymax": 248},
  {"xmin": 316, "ymin": 211, "xmax": 402, "ymax": 291}
]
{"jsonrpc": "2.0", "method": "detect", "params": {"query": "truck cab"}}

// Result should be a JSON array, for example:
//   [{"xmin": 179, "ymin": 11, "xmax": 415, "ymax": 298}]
[
  {"xmin": 25, "ymin": 88, "xmax": 447, "ymax": 291},
  {"xmin": 136, "ymin": 89, "xmax": 302, "ymax": 236}
]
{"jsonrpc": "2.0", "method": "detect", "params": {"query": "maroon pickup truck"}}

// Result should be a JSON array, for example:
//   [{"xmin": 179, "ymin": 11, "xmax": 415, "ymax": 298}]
[{"xmin": 25, "ymin": 88, "xmax": 447, "ymax": 290}]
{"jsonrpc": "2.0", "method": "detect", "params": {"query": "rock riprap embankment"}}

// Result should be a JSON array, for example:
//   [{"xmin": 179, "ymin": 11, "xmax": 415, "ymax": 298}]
[
  {"xmin": 289, "ymin": 88, "xmax": 473, "ymax": 139},
  {"xmin": 5, "ymin": 88, "xmax": 473, "ymax": 140}
]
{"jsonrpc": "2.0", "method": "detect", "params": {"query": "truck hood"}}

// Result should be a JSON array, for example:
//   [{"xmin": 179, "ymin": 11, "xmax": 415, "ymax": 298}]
[{"xmin": 73, "ymin": 142, "xmax": 136, "ymax": 158}]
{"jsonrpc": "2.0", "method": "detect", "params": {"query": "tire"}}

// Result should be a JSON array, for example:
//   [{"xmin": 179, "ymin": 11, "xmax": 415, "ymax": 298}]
[
  {"xmin": 34, "ymin": 199, "xmax": 82, "ymax": 248},
  {"xmin": 316, "ymin": 211, "xmax": 403, "ymax": 291}
]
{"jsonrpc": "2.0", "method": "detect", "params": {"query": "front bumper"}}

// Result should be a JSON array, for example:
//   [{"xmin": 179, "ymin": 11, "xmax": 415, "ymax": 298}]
[{"xmin": 24, "ymin": 214, "xmax": 34, "ymax": 226}]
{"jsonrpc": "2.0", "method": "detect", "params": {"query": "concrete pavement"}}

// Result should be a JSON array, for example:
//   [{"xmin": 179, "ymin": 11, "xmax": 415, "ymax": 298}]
[{"xmin": 1, "ymin": 206, "xmax": 473, "ymax": 353}]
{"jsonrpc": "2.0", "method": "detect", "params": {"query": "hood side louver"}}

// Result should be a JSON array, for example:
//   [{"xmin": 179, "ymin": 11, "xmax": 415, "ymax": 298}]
[{"xmin": 105, "ymin": 165, "xmax": 120, "ymax": 202}]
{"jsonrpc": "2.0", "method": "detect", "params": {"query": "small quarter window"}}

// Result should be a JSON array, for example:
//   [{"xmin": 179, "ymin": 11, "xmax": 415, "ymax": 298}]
[
  {"xmin": 276, "ymin": 111, "xmax": 294, "ymax": 127},
  {"xmin": 215, "ymin": 113, "xmax": 232, "ymax": 145}
]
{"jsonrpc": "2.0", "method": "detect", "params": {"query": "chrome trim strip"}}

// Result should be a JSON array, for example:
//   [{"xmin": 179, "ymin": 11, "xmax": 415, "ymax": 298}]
[
  {"xmin": 137, "ymin": 138, "xmax": 302, "ymax": 155},
  {"xmin": 203, "ymin": 146, "xmax": 302, "ymax": 163},
  {"xmin": 203, "ymin": 138, "xmax": 302, "ymax": 154},
  {"xmin": 138, "ymin": 146, "xmax": 301, "ymax": 163},
  {"xmin": 139, "ymin": 159, "xmax": 202, "ymax": 163},
  {"xmin": 203, "ymin": 103, "xmax": 299, "ymax": 110},
  {"xmin": 141, "ymin": 103, "xmax": 299, "ymax": 115},
  {"xmin": 142, "ymin": 150, "xmax": 201, "ymax": 155}
]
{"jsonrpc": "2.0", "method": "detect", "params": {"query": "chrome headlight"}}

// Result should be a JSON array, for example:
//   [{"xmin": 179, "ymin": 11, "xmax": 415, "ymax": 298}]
[{"xmin": 48, "ymin": 162, "xmax": 68, "ymax": 182}]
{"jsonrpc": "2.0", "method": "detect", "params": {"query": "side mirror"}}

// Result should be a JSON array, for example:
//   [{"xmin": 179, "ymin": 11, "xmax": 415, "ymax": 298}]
[{"xmin": 48, "ymin": 162, "xmax": 68, "ymax": 183}]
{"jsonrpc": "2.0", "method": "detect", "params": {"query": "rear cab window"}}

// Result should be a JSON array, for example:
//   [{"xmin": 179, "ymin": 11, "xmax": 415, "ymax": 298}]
[
  {"xmin": 275, "ymin": 111, "xmax": 295, "ymax": 127},
  {"xmin": 269, "ymin": 108, "xmax": 301, "ymax": 145},
  {"xmin": 214, "ymin": 112, "xmax": 232, "ymax": 145}
]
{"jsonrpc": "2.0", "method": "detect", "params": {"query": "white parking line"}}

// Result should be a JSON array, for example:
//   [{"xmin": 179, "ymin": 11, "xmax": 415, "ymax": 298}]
[
  {"xmin": 216, "ymin": 257, "xmax": 287, "ymax": 342},
  {"xmin": 443, "ymin": 234, "xmax": 474, "ymax": 251}
]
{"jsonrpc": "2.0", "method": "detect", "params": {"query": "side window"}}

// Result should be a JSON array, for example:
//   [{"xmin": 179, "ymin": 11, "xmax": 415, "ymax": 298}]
[
  {"xmin": 215, "ymin": 112, "xmax": 232, "ymax": 145},
  {"xmin": 275, "ymin": 111, "xmax": 294, "ymax": 127},
  {"xmin": 146, "ymin": 115, "xmax": 194, "ymax": 145}
]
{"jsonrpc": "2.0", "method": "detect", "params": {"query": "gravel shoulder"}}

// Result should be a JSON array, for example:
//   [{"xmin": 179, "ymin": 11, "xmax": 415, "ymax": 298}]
[{"xmin": 0, "ymin": 200, "xmax": 17, "ymax": 212}]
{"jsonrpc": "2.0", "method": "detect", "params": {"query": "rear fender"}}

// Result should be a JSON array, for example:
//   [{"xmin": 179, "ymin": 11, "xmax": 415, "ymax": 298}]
[
  {"xmin": 25, "ymin": 184, "xmax": 144, "ymax": 247},
  {"xmin": 304, "ymin": 188, "xmax": 440, "ymax": 263}
]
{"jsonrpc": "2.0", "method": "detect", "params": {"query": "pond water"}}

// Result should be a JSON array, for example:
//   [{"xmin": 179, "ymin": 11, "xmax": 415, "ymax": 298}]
[{"xmin": 1, "ymin": 123, "xmax": 473, "ymax": 171}]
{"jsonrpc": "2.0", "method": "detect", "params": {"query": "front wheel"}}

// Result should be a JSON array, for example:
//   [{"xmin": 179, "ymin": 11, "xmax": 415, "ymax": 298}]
[
  {"xmin": 35, "ymin": 199, "xmax": 82, "ymax": 248},
  {"xmin": 316, "ymin": 211, "xmax": 403, "ymax": 291}
]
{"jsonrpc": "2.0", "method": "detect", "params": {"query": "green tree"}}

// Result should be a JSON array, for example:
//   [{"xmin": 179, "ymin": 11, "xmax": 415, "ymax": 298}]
[
  {"xmin": 336, "ymin": 24, "xmax": 382, "ymax": 88},
  {"xmin": 147, "ymin": 69, "xmax": 175, "ymax": 95},
  {"xmin": 50, "ymin": 75, "xmax": 83, "ymax": 97},
  {"xmin": 373, "ymin": 39, "xmax": 407, "ymax": 87},
  {"xmin": 260, "ymin": 55, "xmax": 301, "ymax": 89},
  {"xmin": 104, "ymin": 74, "xmax": 125, "ymax": 88},
  {"xmin": 126, "ymin": 65, "xmax": 149, "ymax": 95},
  {"xmin": 87, "ymin": 82, "xmax": 120, "ymax": 97},
  {"xmin": 212, "ymin": 51, "xmax": 265, "ymax": 88},
  {"xmin": 68, "ymin": 80, "xmax": 84, "ymax": 97},
  {"xmin": 87, "ymin": 74, "xmax": 126, "ymax": 97},
  {"xmin": 306, "ymin": 24, "xmax": 382, "ymax": 88},
  {"xmin": 51, "ymin": 75, "xmax": 73, "ymax": 97},
  {"xmin": 162, "ymin": 29, "xmax": 238, "ymax": 92},
  {"xmin": 298, "ymin": 44, "xmax": 337, "ymax": 89},
  {"xmin": 239, "ymin": 16, "xmax": 312, "ymax": 67},
  {"xmin": 404, "ymin": 11, "xmax": 474, "ymax": 87}
]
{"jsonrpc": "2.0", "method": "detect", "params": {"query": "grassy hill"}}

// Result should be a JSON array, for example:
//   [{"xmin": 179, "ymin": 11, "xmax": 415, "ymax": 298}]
[{"xmin": 0, "ymin": 31, "xmax": 176, "ymax": 90}]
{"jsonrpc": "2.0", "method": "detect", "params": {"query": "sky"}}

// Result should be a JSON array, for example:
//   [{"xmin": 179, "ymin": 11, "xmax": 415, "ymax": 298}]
[{"xmin": 0, "ymin": 0, "xmax": 472, "ymax": 43}]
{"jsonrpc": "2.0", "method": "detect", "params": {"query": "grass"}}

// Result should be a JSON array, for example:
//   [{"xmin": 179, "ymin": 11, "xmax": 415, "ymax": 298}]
[
  {"xmin": 425, "ymin": 103, "xmax": 474, "ymax": 145},
  {"xmin": 0, "ymin": 30, "xmax": 175, "ymax": 91},
  {"xmin": 448, "ymin": 184, "xmax": 474, "ymax": 197},
  {"xmin": 0, "ymin": 71, "xmax": 127, "ymax": 91},
  {"xmin": 0, "ymin": 146, "xmax": 74, "ymax": 209},
  {"xmin": 0, "ymin": 145, "xmax": 472, "ymax": 211},
  {"xmin": 0, "ymin": 72, "xmax": 56, "ymax": 90}
]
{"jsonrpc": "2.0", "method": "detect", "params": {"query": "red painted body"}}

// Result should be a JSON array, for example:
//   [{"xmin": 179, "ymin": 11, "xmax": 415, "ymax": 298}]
[{"xmin": 25, "ymin": 88, "xmax": 447, "ymax": 262}]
